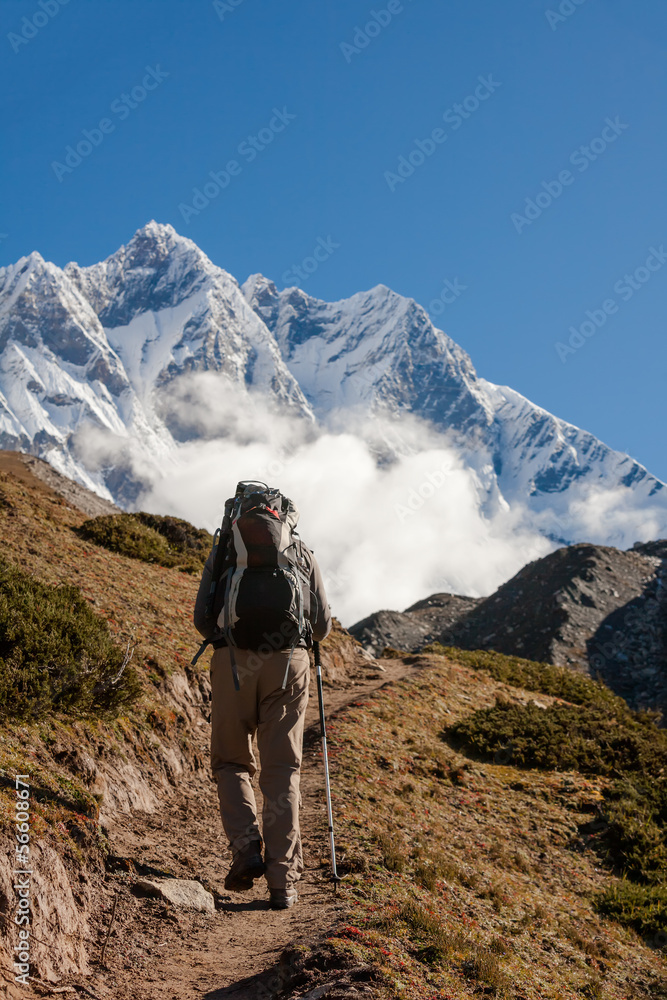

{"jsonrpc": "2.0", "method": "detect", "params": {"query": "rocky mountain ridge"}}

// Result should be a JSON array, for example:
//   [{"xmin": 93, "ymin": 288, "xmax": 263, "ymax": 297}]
[
  {"xmin": 351, "ymin": 539, "xmax": 667, "ymax": 716},
  {"xmin": 1, "ymin": 221, "xmax": 666, "ymax": 551}
]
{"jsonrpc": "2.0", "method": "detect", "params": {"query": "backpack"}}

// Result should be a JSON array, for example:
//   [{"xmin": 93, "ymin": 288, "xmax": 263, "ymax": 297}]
[{"xmin": 192, "ymin": 481, "xmax": 312, "ymax": 688}]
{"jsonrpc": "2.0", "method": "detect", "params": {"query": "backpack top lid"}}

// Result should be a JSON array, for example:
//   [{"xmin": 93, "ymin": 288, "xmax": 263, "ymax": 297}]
[{"xmin": 230, "ymin": 480, "xmax": 299, "ymax": 532}]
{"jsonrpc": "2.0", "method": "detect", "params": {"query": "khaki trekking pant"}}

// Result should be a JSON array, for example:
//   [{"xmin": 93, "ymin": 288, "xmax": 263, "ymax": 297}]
[{"xmin": 210, "ymin": 645, "xmax": 310, "ymax": 890}]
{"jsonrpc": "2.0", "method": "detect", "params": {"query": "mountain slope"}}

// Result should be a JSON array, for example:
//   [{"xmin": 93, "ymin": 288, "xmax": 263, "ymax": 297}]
[
  {"xmin": 349, "ymin": 593, "xmax": 482, "ymax": 657},
  {"xmin": 0, "ymin": 455, "xmax": 375, "ymax": 997},
  {"xmin": 65, "ymin": 222, "xmax": 312, "ymax": 420},
  {"xmin": 243, "ymin": 273, "xmax": 666, "ymax": 537},
  {"xmin": 0, "ymin": 250, "xmax": 134, "ymax": 487},
  {"xmin": 351, "ymin": 539, "xmax": 667, "ymax": 715},
  {"xmin": 1, "ymin": 459, "xmax": 666, "ymax": 999},
  {"xmin": 1, "ymin": 221, "xmax": 666, "ymax": 579},
  {"xmin": 0, "ymin": 224, "xmax": 312, "ymax": 503}
]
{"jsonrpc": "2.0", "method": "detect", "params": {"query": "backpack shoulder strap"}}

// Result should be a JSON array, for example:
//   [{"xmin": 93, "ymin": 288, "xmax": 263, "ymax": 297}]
[{"xmin": 204, "ymin": 497, "xmax": 237, "ymax": 618}]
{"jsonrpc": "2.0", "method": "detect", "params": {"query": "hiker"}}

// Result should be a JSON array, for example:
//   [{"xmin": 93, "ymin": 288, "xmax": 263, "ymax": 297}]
[{"xmin": 193, "ymin": 481, "xmax": 332, "ymax": 910}]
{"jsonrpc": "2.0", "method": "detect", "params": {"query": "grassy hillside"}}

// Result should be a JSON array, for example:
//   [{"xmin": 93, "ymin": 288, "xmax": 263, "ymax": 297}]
[
  {"xmin": 295, "ymin": 650, "xmax": 667, "ymax": 999},
  {"xmin": 0, "ymin": 461, "xmax": 217, "ymax": 992},
  {"xmin": 1, "ymin": 458, "xmax": 666, "ymax": 998},
  {"xmin": 76, "ymin": 511, "xmax": 213, "ymax": 573}
]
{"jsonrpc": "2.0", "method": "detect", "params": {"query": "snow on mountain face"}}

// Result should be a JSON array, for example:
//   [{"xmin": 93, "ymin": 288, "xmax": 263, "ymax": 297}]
[
  {"xmin": 242, "ymin": 275, "xmax": 484, "ymax": 427},
  {"xmin": 1, "ymin": 220, "xmax": 666, "ymax": 561},
  {"xmin": 0, "ymin": 251, "xmax": 137, "ymax": 493},
  {"xmin": 0, "ymin": 224, "xmax": 312, "ymax": 501},
  {"xmin": 65, "ymin": 223, "xmax": 311, "ymax": 420},
  {"xmin": 480, "ymin": 381, "xmax": 662, "ymax": 504},
  {"xmin": 242, "ymin": 274, "xmax": 666, "ymax": 538}
]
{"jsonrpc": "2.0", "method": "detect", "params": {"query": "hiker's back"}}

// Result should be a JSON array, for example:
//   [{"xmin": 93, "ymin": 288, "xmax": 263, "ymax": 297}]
[
  {"xmin": 193, "ymin": 481, "xmax": 332, "ymax": 683},
  {"xmin": 193, "ymin": 480, "xmax": 332, "ymax": 908},
  {"xmin": 220, "ymin": 487, "xmax": 311, "ymax": 652}
]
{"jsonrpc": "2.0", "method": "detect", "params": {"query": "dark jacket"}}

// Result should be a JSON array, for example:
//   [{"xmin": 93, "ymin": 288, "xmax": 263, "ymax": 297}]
[{"xmin": 193, "ymin": 537, "xmax": 332, "ymax": 646}]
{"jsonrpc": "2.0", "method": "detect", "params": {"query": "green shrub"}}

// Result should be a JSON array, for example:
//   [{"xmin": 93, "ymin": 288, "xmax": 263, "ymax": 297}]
[
  {"xmin": 595, "ymin": 881, "xmax": 667, "ymax": 944},
  {"xmin": 134, "ymin": 512, "xmax": 212, "ymax": 562},
  {"xmin": 445, "ymin": 698, "xmax": 667, "ymax": 779},
  {"xmin": 76, "ymin": 512, "xmax": 212, "ymax": 574},
  {"xmin": 0, "ymin": 556, "xmax": 141, "ymax": 718},
  {"xmin": 600, "ymin": 780, "xmax": 667, "ymax": 884},
  {"xmin": 424, "ymin": 645, "xmax": 624, "ymax": 711},
  {"xmin": 446, "ymin": 694, "xmax": 667, "ymax": 937}
]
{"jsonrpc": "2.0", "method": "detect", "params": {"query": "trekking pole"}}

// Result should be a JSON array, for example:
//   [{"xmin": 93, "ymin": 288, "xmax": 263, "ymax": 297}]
[{"xmin": 313, "ymin": 640, "xmax": 342, "ymax": 892}]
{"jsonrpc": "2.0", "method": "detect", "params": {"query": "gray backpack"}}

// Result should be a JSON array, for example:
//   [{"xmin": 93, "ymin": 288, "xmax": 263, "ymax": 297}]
[{"xmin": 193, "ymin": 481, "xmax": 312, "ymax": 688}]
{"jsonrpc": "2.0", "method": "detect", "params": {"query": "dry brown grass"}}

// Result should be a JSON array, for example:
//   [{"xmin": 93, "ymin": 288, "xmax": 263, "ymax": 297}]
[{"xmin": 322, "ymin": 651, "xmax": 667, "ymax": 999}]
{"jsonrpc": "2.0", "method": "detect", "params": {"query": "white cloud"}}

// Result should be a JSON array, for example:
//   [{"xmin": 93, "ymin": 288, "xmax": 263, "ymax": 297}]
[
  {"xmin": 68, "ymin": 373, "xmax": 667, "ymax": 627},
  {"xmin": 532, "ymin": 484, "xmax": 667, "ymax": 552},
  {"xmin": 133, "ymin": 376, "xmax": 553, "ymax": 625}
]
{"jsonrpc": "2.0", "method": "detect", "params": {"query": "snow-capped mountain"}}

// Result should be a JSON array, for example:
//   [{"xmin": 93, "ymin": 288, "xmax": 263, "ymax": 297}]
[
  {"xmin": 242, "ymin": 271, "xmax": 665, "ymax": 527},
  {"xmin": 1, "ymin": 221, "xmax": 665, "ymax": 544},
  {"xmin": 0, "ymin": 224, "xmax": 312, "ymax": 502}
]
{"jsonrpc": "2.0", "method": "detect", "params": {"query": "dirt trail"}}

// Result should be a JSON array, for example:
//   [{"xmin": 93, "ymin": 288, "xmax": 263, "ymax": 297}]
[
  {"xmin": 73, "ymin": 657, "xmax": 417, "ymax": 1000},
  {"xmin": 0, "ymin": 452, "xmax": 402, "ymax": 999}
]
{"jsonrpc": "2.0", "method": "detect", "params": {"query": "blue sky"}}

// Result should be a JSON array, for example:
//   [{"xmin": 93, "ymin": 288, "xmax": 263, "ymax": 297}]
[{"xmin": 2, "ymin": 0, "xmax": 666, "ymax": 481}]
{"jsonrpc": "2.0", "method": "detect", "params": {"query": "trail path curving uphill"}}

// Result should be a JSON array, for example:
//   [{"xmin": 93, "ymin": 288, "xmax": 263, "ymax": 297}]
[{"xmin": 77, "ymin": 657, "xmax": 416, "ymax": 1000}]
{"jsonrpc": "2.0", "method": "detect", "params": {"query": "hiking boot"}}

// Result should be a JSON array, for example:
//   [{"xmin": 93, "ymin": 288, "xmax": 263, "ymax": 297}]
[
  {"xmin": 224, "ymin": 842, "xmax": 265, "ymax": 892},
  {"xmin": 269, "ymin": 887, "xmax": 298, "ymax": 910}
]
